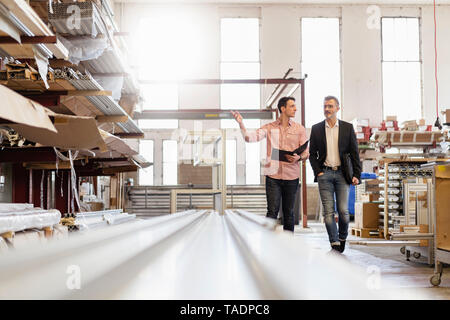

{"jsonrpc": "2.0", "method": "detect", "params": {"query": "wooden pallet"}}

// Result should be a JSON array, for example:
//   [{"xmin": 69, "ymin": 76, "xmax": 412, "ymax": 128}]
[
  {"xmin": 0, "ymin": 231, "xmax": 15, "ymax": 240},
  {"xmin": 351, "ymin": 227, "xmax": 381, "ymax": 238},
  {"xmin": 0, "ymin": 226, "xmax": 54, "ymax": 240}
]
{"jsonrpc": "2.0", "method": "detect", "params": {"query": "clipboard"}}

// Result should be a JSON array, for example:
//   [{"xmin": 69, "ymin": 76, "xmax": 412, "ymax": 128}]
[{"xmin": 271, "ymin": 140, "xmax": 309, "ymax": 162}]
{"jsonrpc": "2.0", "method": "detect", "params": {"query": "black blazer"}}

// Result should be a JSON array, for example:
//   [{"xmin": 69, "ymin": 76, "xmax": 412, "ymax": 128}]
[{"xmin": 309, "ymin": 120, "xmax": 361, "ymax": 182}]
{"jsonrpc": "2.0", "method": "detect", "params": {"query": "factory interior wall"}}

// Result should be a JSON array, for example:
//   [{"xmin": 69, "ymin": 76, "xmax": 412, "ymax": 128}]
[{"xmin": 116, "ymin": 3, "xmax": 450, "ymax": 215}]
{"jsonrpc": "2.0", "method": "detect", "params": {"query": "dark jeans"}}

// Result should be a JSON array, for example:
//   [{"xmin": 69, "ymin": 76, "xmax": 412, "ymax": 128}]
[
  {"xmin": 317, "ymin": 168, "xmax": 350, "ymax": 245},
  {"xmin": 265, "ymin": 176, "xmax": 299, "ymax": 232}
]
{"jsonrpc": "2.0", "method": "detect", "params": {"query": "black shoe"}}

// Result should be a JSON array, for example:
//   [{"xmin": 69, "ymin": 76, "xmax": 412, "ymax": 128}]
[
  {"xmin": 331, "ymin": 244, "xmax": 341, "ymax": 252},
  {"xmin": 339, "ymin": 240, "xmax": 346, "ymax": 253}
]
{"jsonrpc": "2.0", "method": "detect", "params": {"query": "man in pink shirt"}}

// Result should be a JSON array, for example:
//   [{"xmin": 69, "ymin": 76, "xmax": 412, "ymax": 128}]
[{"xmin": 231, "ymin": 97, "xmax": 309, "ymax": 231}]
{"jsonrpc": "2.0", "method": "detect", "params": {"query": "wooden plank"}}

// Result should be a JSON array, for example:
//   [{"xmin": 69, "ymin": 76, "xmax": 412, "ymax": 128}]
[
  {"xmin": 113, "ymin": 132, "xmax": 144, "ymax": 139},
  {"xmin": 349, "ymin": 240, "xmax": 421, "ymax": 246},
  {"xmin": 2, "ymin": 0, "xmax": 68, "ymax": 59},
  {"xmin": 0, "ymin": 36, "xmax": 57, "ymax": 44},
  {"xmin": 102, "ymin": 166, "xmax": 138, "ymax": 174},
  {"xmin": 60, "ymin": 96, "xmax": 102, "ymax": 117},
  {"xmin": 23, "ymin": 162, "xmax": 72, "ymax": 170},
  {"xmin": 66, "ymin": 90, "xmax": 112, "ymax": 97},
  {"xmin": 0, "ymin": 43, "xmax": 35, "ymax": 58},
  {"xmin": 0, "ymin": 231, "xmax": 14, "ymax": 239},
  {"xmin": 351, "ymin": 227, "xmax": 382, "ymax": 238},
  {"xmin": 96, "ymin": 115, "xmax": 129, "ymax": 123},
  {"xmin": 43, "ymin": 226, "xmax": 53, "ymax": 238}
]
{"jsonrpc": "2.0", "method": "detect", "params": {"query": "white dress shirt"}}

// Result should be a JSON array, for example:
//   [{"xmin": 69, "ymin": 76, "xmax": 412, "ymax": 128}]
[{"xmin": 324, "ymin": 120, "xmax": 341, "ymax": 168}]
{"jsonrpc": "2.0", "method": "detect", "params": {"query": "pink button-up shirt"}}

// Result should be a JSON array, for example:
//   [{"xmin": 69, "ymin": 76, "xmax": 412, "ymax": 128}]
[{"xmin": 244, "ymin": 119, "xmax": 309, "ymax": 180}]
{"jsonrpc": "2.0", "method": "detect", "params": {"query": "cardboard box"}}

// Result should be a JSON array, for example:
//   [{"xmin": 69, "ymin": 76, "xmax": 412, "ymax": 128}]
[
  {"xmin": 386, "ymin": 115, "xmax": 397, "ymax": 121},
  {"xmin": 87, "ymin": 201, "xmax": 104, "ymax": 212},
  {"xmin": 352, "ymin": 118, "xmax": 369, "ymax": 128},
  {"xmin": 418, "ymin": 119, "xmax": 426, "ymax": 126},
  {"xmin": 355, "ymin": 202, "xmax": 379, "ymax": 229},
  {"xmin": 446, "ymin": 109, "xmax": 450, "ymax": 123},
  {"xmin": 360, "ymin": 193, "xmax": 378, "ymax": 202}
]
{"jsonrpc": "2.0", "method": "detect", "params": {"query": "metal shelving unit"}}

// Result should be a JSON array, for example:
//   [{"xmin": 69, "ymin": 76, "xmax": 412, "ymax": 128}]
[{"xmin": 378, "ymin": 158, "xmax": 435, "ymax": 239}]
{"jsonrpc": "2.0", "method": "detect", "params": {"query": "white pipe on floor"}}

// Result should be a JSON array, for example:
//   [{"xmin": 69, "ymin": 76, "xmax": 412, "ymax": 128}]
[
  {"xmin": 225, "ymin": 210, "xmax": 390, "ymax": 299},
  {"xmin": 0, "ymin": 210, "xmax": 205, "ymax": 299}
]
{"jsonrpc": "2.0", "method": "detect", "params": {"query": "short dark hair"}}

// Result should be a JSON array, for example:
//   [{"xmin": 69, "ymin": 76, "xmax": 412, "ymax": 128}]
[
  {"xmin": 277, "ymin": 97, "xmax": 295, "ymax": 113},
  {"xmin": 324, "ymin": 95, "xmax": 340, "ymax": 106}
]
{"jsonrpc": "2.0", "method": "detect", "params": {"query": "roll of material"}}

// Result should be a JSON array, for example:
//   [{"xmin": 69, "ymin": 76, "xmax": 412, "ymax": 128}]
[
  {"xmin": 104, "ymin": 213, "xmax": 136, "ymax": 225},
  {"xmin": 0, "ymin": 203, "xmax": 34, "ymax": 213},
  {"xmin": 0, "ymin": 209, "xmax": 61, "ymax": 234}
]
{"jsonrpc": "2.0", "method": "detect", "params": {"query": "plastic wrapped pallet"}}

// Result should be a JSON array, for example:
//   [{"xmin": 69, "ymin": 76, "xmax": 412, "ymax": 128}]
[
  {"xmin": 0, "ymin": 209, "xmax": 61, "ymax": 234},
  {"xmin": 48, "ymin": 1, "xmax": 106, "ymax": 37},
  {"xmin": 0, "ymin": 203, "xmax": 34, "ymax": 214},
  {"xmin": 58, "ymin": 36, "xmax": 108, "ymax": 65}
]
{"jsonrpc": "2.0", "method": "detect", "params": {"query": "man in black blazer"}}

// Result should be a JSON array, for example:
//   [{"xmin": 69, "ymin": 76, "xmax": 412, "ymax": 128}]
[{"xmin": 309, "ymin": 96, "xmax": 361, "ymax": 253}]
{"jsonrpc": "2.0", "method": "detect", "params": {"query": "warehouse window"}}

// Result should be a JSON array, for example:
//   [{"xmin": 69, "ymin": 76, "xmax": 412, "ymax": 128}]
[
  {"xmin": 382, "ymin": 18, "xmax": 421, "ymax": 123},
  {"xmin": 301, "ymin": 18, "xmax": 341, "ymax": 185},
  {"xmin": 139, "ymin": 140, "xmax": 154, "ymax": 185},
  {"xmin": 133, "ymin": 17, "xmax": 184, "ymax": 129},
  {"xmin": 301, "ymin": 18, "xmax": 341, "ymax": 128},
  {"xmin": 220, "ymin": 18, "xmax": 261, "ymax": 129},
  {"xmin": 220, "ymin": 18, "xmax": 261, "ymax": 185},
  {"xmin": 138, "ymin": 83, "xmax": 178, "ymax": 129},
  {"xmin": 163, "ymin": 140, "xmax": 178, "ymax": 185}
]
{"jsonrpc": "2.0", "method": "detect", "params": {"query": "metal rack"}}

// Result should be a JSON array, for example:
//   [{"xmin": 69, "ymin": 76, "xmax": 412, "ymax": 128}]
[
  {"xmin": 390, "ymin": 179, "xmax": 434, "ymax": 265},
  {"xmin": 378, "ymin": 158, "xmax": 434, "ymax": 239}
]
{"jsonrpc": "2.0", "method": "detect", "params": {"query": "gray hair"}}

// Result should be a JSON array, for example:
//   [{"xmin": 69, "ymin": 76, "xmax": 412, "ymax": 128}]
[{"xmin": 324, "ymin": 95, "xmax": 340, "ymax": 106}]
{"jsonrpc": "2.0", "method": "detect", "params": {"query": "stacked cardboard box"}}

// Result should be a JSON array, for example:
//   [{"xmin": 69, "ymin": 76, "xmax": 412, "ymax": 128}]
[
  {"xmin": 402, "ymin": 120, "xmax": 419, "ymax": 131},
  {"xmin": 354, "ymin": 202, "xmax": 379, "ymax": 229},
  {"xmin": 352, "ymin": 118, "xmax": 371, "ymax": 141},
  {"xmin": 356, "ymin": 178, "xmax": 382, "ymax": 202},
  {"xmin": 380, "ymin": 115, "xmax": 399, "ymax": 132}
]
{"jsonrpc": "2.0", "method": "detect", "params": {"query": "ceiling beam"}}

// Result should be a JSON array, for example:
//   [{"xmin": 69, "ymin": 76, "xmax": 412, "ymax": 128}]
[
  {"xmin": 133, "ymin": 109, "xmax": 276, "ymax": 120},
  {"xmin": 140, "ymin": 78, "xmax": 305, "ymax": 85}
]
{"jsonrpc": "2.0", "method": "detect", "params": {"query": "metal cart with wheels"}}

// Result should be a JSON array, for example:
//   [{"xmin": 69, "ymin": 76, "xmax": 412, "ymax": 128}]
[{"xmin": 427, "ymin": 162, "xmax": 450, "ymax": 287}]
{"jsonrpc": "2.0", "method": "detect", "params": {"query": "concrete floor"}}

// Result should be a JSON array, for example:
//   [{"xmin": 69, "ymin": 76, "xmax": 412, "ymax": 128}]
[{"xmin": 290, "ymin": 221, "xmax": 450, "ymax": 300}]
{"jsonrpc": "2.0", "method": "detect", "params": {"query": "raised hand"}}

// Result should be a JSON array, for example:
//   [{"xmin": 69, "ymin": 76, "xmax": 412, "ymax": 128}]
[{"xmin": 230, "ymin": 110, "xmax": 243, "ymax": 124}]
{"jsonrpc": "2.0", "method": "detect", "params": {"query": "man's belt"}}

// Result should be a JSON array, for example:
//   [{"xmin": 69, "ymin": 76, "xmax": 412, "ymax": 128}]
[{"xmin": 323, "ymin": 166, "xmax": 340, "ymax": 171}]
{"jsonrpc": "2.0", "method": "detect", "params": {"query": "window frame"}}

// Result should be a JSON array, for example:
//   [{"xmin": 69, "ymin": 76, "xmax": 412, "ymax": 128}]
[{"xmin": 380, "ymin": 16, "xmax": 423, "ymax": 122}]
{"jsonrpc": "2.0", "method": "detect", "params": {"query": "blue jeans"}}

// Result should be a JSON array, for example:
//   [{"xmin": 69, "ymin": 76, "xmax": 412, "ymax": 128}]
[
  {"xmin": 317, "ymin": 169, "xmax": 350, "ymax": 245},
  {"xmin": 265, "ymin": 176, "xmax": 299, "ymax": 232}
]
